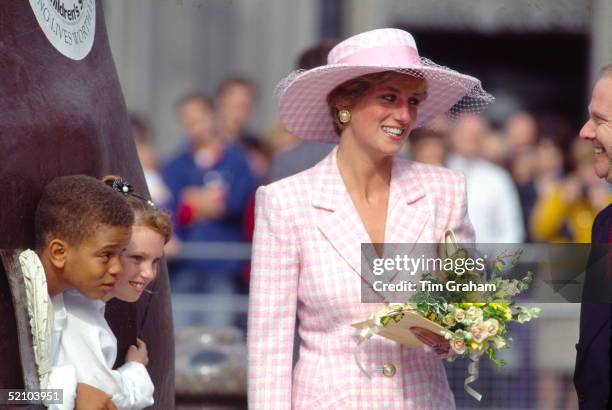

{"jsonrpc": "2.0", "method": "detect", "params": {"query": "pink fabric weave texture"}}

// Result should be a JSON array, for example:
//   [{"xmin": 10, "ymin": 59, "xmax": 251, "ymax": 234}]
[{"xmin": 248, "ymin": 147, "xmax": 475, "ymax": 409}]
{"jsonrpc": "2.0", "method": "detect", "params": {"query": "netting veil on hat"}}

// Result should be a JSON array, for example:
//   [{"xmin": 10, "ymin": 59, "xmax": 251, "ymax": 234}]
[{"xmin": 276, "ymin": 28, "xmax": 495, "ymax": 143}]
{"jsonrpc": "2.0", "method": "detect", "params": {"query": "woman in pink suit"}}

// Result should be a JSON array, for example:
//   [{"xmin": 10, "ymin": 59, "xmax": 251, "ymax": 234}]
[{"xmin": 248, "ymin": 28, "xmax": 494, "ymax": 409}]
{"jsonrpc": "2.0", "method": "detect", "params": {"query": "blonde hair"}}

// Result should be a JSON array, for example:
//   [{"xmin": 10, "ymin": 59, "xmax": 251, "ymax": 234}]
[
  {"xmin": 326, "ymin": 71, "xmax": 427, "ymax": 136},
  {"xmin": 101, "ymin": 175, "xmax": 172, "ymax": 243}
]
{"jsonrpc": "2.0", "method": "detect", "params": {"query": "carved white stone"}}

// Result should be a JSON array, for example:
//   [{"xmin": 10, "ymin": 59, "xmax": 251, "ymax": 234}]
[{"xmin": 18, "ymin": 250, "xmax": 52, "ymax": 390}]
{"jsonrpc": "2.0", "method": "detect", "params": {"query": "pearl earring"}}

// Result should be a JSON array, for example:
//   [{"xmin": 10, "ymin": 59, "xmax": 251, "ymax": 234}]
[{"xmin": 337, "ymin": 109, "xmax": 351, "ymax": 124}]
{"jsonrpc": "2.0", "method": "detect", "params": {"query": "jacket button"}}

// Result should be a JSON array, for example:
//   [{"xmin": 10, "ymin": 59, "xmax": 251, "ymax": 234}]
[
  {"xmin": 382, "ymin": 363, "xmax": 396, "ymax": 377},
  {"xmin": 578, "ymin": 394, "xmax": 585, "ymax": 403}
]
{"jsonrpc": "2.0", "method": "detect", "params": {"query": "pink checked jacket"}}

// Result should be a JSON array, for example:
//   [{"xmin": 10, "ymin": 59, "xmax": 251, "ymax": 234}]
[{"xmin": 248, "ymin": 147, "xmax": 474, "ymax": 409}]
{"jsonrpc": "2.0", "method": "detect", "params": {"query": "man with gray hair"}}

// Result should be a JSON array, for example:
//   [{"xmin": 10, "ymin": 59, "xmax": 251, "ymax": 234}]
[{"xmin": 574, "ymin": 64, "xmax": 612, "ymax": 410}]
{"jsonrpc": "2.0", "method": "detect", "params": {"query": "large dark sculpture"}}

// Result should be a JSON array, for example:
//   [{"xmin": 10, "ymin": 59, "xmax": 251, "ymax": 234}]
[{"xmin": 0, "ymin": 2, "xmax": 174, "ymax": 409}]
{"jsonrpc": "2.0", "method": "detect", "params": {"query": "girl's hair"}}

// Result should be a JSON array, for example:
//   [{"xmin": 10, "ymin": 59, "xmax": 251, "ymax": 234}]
[
  {"xmin": 101, "ymin": 175, "xmax": 172, "ymax": 243},
  {"xmin": 326, "ymin": 71, "xmax": 426, "ymax": 136}
]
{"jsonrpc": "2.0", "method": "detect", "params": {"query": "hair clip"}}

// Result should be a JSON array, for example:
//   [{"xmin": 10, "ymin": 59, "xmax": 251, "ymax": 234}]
[
  {"xmin": 131, "ymin": 191, "xmax": 157, "ymax": 208},
  {"xmin": 111, "ymin": 178, "xmax": 156, "ymax": 208},
  {"xmin": 112, "ymin": 178, "xmax": 134, "ymax": 195}
]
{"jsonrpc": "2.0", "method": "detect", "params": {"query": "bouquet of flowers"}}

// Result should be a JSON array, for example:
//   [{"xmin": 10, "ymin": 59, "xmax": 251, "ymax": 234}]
[{"xmin": 355, "ymin": 231, "xmax": 540, "ymax": 400}]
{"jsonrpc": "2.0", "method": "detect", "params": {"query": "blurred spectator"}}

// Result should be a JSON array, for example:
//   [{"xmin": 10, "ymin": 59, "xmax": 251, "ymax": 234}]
[
  {"xmin": 214, "ymin": 76, "xmax": 268, "ymax": 180},
  {"xmin": 295, "ymin": 39, "xmax": 336, "ymax": 69},
  {"xmin": 215, "ymin": 77, "xmax": 258, "ymax": 144},
  {"xmin": 408, "ymin": 127, "xmax": 447, "ymax": 166},
  {"xmin": 130, "ymin": 113, "xmax": 181, "ymax": 259},
  {"xmin": 130, "ymin": 114, "xmax": 173, "ymax": 208},
  {"xmin": 481, "ymin": 130, "xmax": 511, "ymax": 168},
  {"xmin": 239, "ymin": 134, "xmax": 273, "ymax": 179},
  {"xmin": 510, "ymin": 148, "xmax": 538, "ymax": 241},
  {"xmin": 267, "ymin": 40, "xmax": 336, "ymax": 183},
  {"xmin": 534, "ymin": 137, "xmax": 565, "ymax": 193},
  {"xmin": 266, "ymin": 120, "xmax": 298, "ymax": 154},
  {"xmin": 504, "ymin": 111, "xmax": 539, "ymax": 155},
  {"xmin": 163, "ymin": 92, "xmax": 259, "ymax": 325},
  {"xmin": 447, "ymin": 114, "xmax": 525, "ymax": 243},
  {"xmin": 529, "ymin": 138, "xmax": 611, "ymax": 243}
]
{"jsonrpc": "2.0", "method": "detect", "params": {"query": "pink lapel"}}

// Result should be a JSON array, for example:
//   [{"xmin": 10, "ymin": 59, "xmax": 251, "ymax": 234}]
[
  {"xmin": 383, "ymin": 159, "xmax": 429, "ymax": 255},
  {"xmin": 312, "ymin": 147, "xmax": 370, "ymax": 277},
  {"xmin": 383, "ymin": 160, "xmax": 431, "ymax": 283},
  {"xmin": 311, "ymin": 149, "xmax": 430, "ymax": 282}
]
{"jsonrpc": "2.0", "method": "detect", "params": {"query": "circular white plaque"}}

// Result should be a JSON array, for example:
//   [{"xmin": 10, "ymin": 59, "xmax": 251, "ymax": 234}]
[{"xmin": 29, "ymin": 0, "xmax": 96, "ymax": 61}]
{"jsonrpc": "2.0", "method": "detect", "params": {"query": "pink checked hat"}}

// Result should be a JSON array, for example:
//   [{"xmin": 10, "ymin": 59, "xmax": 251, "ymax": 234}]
[{"xmin": 277, "ymin": 28, "xmax": 494, "ymax": 143}]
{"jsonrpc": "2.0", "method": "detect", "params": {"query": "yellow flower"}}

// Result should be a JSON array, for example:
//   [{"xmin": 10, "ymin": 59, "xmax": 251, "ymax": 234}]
[
  {"xmin": 443, "ymin": 313, "xmax": 456, "ymax": 326},
  {"xmin": 489, "ymin": 303, "xmax": 512, "ymax": 320}
]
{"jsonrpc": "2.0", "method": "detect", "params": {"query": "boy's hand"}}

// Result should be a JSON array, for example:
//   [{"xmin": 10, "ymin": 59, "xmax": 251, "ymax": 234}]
[
  {"xmin": 75, "ymin": 383, "xmax": 117, "ymax": 410},
  {"xmin": 125, "ymin": 337, "xmax": 149, "ymax": 366}
]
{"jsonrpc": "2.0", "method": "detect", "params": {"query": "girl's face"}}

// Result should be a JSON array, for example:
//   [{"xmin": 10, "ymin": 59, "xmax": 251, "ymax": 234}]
[
  {"xmin": 112, "ymin": 225, "xmax": 165, "ymax": 302},
  {"xmin": 343, "ymin": 75, "xmax": 427, "ymax": 157}
]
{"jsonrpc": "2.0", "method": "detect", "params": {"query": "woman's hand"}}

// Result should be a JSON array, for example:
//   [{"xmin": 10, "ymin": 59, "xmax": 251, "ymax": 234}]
[
  {"xmin": 410, "ymin": 327, "xmax": 452, "ymax": 358},
  {"xmin": 125, "ymin": 338, "xmax": 149, "ymax": 366}
]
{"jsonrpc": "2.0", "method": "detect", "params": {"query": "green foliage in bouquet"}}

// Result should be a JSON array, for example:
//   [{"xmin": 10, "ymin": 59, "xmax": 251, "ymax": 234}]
[{"xmin": 370, "ymin": 247, "xmax": 540, "ymax": 368}]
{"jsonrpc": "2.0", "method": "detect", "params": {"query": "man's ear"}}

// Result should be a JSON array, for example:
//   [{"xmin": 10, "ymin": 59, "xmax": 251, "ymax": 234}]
[{"xmin": 48, "ymin": 239, "xmax": 69, "ymax": 269}]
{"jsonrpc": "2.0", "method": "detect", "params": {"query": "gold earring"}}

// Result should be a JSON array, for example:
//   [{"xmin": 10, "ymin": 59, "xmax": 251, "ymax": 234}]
[{"xmin": 338, "ymin": 109, "xmax": 351, "ymax": 124}]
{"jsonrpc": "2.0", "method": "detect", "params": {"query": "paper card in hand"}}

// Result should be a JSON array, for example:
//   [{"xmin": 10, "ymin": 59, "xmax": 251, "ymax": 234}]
[{"xmin": 352, "ymin": 310, "xmax": 446, "ymax": 348}]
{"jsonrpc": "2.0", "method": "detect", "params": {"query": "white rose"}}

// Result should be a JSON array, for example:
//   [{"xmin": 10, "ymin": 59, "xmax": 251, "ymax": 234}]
[
  {"xmin": 484, "ymin": 319, "xmax": 500, "ymax": 336},
  {"xmin": 470, "ymin": 324, "xmax": 490, "ymax": 343},
  {"xmin": 454, "ymin": 309, "xmax": 466, "ymax": 322},
  {"xmin": 466, "ymin": 306, "xmax": 483, "ymax": 323},
  {"xmin": 450, "ymin": 338, "xmax": 466, "ymax": 354}
]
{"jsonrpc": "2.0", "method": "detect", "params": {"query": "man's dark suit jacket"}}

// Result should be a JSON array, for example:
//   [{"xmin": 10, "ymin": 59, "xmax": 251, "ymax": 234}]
[{"xmin": 575, "ymin": 203, "xmax": 612, "ymax": 409}]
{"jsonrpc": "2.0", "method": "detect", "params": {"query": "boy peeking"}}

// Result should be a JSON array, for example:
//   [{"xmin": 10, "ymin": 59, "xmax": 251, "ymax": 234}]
[{"xmin": 31, "ymin": 175, "xmax": 133, "ymax": 410}]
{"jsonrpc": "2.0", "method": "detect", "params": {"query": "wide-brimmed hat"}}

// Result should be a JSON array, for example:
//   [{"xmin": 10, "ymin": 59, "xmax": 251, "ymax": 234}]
[{"xmin": 277, "ymin": 28, "xmax": 494, "ymax": 143}]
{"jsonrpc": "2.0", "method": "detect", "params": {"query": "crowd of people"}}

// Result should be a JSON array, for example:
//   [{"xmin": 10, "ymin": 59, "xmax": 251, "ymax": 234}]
[{"xmin": 130, "ymin": 43, "xmax": 610, "ymax": 332}]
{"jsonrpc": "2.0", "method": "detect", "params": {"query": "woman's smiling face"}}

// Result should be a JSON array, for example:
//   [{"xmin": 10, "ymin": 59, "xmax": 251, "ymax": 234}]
[
  {"xmin": 111, "ymin": 225, "xmax": 165, "ymax": 302},
  {"xmin": 342, "ymin": 74, "xmax": 427, "ymax": 157}
]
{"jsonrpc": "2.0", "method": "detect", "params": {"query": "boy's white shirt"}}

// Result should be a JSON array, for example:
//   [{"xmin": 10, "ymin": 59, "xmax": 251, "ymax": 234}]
[
  {"xmin": 18, "ymin": 250, "xmax": 153, "ymax": 410},
  {"xmin": 18, "ymin": 249, "xmax": 77, "ymax": 409},
  {"xmin": 47, "ymin": 293, "xmax": 78, "ymax": 409},
  {"xmin": 55, "ymin": 290, "xmax": 155, "ymax": 410}
]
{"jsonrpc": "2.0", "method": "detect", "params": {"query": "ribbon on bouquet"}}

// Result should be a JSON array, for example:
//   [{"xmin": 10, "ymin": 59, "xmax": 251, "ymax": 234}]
[
  {"xmin": 465, "ymin": 355, "xmax": 483, "ymax": 401},
  {"xmin": 354, "ymin": 311, "xmax": 391, "ymax": 378},
  {"xmin": 354, "ymin": 307, "xmax": 411, "ymax": 377}
]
